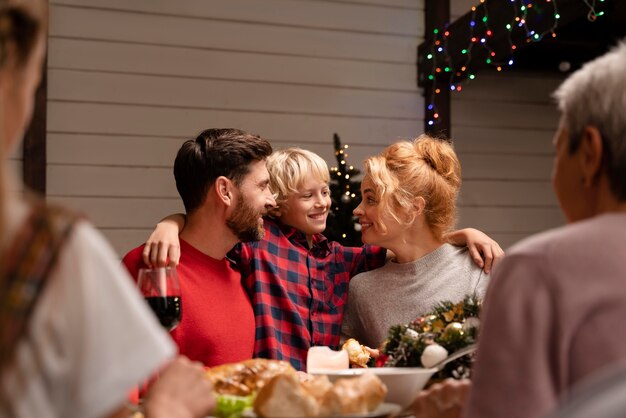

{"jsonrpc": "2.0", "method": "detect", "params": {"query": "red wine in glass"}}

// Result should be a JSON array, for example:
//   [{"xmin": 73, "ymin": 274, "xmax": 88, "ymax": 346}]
[
  {"xmin": 137, "ymin": 267, "xmax": 182, "ymax": 331},
  {"xmin": 144, "ymin": 295, "xmax": 182, "ymax": 331}
]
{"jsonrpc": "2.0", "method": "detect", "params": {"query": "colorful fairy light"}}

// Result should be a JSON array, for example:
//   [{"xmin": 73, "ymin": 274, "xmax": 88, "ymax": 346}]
[{"xmin": 421, "ymin": 0, "xmax": 608, "ymax": 128}]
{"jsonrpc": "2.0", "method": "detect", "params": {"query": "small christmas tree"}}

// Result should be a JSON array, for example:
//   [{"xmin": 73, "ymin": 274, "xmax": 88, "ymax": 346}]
[{"xmin": 325, "ymin": 133, "xmax": 362, "ymax": 246}]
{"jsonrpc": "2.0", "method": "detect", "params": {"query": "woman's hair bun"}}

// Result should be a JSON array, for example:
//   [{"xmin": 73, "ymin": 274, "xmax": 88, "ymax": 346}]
[{"xmin": 413, "ymin": 135, "xmax": 460, "ymax": 189}]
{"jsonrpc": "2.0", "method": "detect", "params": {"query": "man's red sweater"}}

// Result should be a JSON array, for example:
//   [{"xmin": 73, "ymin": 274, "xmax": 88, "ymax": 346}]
[{"xmin": 123, "ymin": 239, "xmax": 254, "ymax": 366}]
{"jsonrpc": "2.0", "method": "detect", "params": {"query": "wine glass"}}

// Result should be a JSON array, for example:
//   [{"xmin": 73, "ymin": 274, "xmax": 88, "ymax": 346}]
[{"xmin": 137, "ymin": 267, "xmax": 182, "ymax": 331}]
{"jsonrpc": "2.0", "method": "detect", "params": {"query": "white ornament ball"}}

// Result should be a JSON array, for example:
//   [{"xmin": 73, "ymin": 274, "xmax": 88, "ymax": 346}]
[
  {"xmin": 353, "ymin": 222, "xmax": 362, "ymax": 232},
  {"xmin": 404, "ymin": 328, "xmax": 419, "ymax": 340},
  {"xmin": 462, "ymin": 317, "xmax": 481, "ymax": 331},
  {"xmin": 421, "ymin": 344, "xmax": 448, "ymax": 368}
]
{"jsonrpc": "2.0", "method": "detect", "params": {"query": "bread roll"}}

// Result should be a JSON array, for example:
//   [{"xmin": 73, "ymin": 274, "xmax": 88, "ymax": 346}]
[
  {"xmin": 300, "ymin": 375, "xmax": 333, "ymax": 401},
  {"xmin": 327, "ymin": 373, "xmax": 387, "ymax": 415},
  {"xmin": 357, "ymin": 373, "xmax": 388, "ymax": 411},
  {"xmin": 318, "ymin": 389, "xmax": 342, "ymax": 417},
  {"xmin": 254, "ymin": 374, "xmax": 319, "ymax": 418}
]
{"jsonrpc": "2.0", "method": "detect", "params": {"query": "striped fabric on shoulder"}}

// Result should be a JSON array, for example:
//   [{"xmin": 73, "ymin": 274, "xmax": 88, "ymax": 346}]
[{"xmin": 0, "ymin": 202, "xmax": 80, "ymax": 370}]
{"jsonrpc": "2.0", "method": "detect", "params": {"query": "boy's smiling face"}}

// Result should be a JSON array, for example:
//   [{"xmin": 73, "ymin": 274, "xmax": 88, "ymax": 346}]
[{"xmin": 278, "ymin": 177, "xmax": 331, "ymax": 236}]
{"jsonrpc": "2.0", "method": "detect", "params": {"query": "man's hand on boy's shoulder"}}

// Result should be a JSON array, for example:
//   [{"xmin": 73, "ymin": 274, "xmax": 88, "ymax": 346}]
[{"xmin": 445, "ymin": 228, "xmax": 504, "ymax": 274}]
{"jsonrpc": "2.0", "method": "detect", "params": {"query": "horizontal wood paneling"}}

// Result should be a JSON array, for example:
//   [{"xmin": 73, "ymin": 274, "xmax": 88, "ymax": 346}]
[
  {"xmin": 458, "ymin": 154, "xmax": 553, "ymax": 180},
  {"xmin": 455, "ymin": 71, "xmax": 563, "ymax": 104},
  {"xmin": 458, "ymin": 207, "xmax": 564, "ymax": 234},
  {"xmin": 48, "ymin": 69, "xmax": 421, "ymax": 119},
  {"xmin": 452, "ymin": 126, "xmax": 554, "ymax": 155},
  {"xmin": 49, "ymin": 5, "xmax": 418, "ymax": 64},
  {"xmin": 46, "ymin": 1, "xmax": 425, "ymax": 255},
  {"xmin": 48, "ymin": 38, "xmax": 417, "ymax": 92},
  {"xmin": 324, "ymin": 0, "xmax": 421, "ymax": 10},
  {"xmin": 451, "ymin": 66, "xmax": 565, "ymax": 249},
  {"xmin": 47, "ymin": 196, "xmax": 184, "ymax": 228},
  {"xmin": 453, "ymin": 99, "xmax": 559, "ymax": 130},
  {"xmin": 45, "ymin": 0, "xmax": 569, "ymax": 255},
  {"xmin": 51, "ymin": 0, "xmax": 423, "ymax": 36},
  {"xmin": 99, "ymin": 228, "xmax": 154, "ymax": 258},
  {"xmin": 47, "ymin": 102, "xmax": 423, "ymax": 147},
  {"xmin": 47, "ymin": 134, "xmax": 183, "ymax": 167},
  {"xmin": 459, "ymin": 180, "xmax": 557, "ymax": 207},
  {"xmin": 47, "ymin": 166, "xmax": 176, "ymax": 198},
  {"xmin": 47, "ymin": 132, "xmax": 384, "ymax": 173}
]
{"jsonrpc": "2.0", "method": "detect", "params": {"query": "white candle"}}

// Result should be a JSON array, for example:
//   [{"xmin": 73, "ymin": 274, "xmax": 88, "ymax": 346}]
[{"xmin": 307, "ymin": 346, "xmax": 349, "ymax": 373}]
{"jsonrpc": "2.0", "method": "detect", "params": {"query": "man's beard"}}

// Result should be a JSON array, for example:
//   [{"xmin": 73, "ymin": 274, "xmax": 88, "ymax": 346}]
[{"xmin": 226, "ymin": 195, "xmax": 265, "ymax": 242}]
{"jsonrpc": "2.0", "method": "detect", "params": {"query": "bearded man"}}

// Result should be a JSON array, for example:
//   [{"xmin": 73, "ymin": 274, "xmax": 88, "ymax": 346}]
[{"xmin": 123, "ymin": 129, "xmax": 276, "ymax": 366}]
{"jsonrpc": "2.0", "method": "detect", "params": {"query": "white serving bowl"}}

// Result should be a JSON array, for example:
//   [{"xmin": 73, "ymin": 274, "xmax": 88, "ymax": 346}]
[{"xmin": 310, "ymin": 367, "xmax": 436, "ymax": 410}]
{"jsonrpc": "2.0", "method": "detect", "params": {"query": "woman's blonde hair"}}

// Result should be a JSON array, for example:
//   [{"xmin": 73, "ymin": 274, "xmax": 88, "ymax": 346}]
[
  {"xmin": 266, "ymin": 148, "xmax": 330, "ymax": 215},
  {"xmin": 365, "ymin": 134, "xmax": 461, "ymax": 240}
]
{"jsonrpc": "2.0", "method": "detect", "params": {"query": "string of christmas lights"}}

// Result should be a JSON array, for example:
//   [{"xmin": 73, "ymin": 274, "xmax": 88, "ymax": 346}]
[
  {"xmin": 325, "ymin": 134, "xmax": 362, "ymax": 246},
  {"xmin": 422, "ymin": 0, "xmax": 607, "ymax": 127},
  {"xmin": 329, "ymin": 144, "xmax": 358, "ymax": 203}
]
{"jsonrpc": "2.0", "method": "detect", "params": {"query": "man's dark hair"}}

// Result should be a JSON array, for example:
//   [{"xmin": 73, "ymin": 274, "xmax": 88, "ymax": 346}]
[{"xmin": 174, "ymin": 129, "xmax": 272, "ymax": 213}]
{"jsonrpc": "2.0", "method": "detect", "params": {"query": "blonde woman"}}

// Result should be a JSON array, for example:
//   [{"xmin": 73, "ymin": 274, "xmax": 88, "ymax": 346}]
[{"xmin": 342, "ymin": 135, "xmax": 491, "ymax": 348}]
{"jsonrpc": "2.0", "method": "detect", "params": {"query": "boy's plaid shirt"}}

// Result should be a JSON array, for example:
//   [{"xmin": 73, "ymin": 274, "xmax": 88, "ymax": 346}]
[{"xmin": 230, "ymin": 217, "xmax": 386, "ymax": 371}]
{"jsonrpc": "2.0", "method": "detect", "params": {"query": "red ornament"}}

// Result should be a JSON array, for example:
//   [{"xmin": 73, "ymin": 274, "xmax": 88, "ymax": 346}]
[{"xmin": 375, "ymin": 353, "xmax": 390, "ymax": 367}]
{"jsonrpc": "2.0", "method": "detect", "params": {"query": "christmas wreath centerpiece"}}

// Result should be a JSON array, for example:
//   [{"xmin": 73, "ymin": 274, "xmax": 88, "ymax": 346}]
[{"xmin": 376, "ymin": 295, "xmax": 482, "ymax": 382}]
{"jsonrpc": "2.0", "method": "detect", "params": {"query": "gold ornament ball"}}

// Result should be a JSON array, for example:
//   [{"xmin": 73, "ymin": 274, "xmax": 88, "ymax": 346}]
[{"xmin": 443, "ymin": 322, "xmax": 464, "ymax": 338}]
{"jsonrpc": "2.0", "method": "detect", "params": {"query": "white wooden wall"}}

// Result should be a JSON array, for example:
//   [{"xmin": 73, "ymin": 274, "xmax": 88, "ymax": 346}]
[
  {"xmin": 449, "ymin": 0, "xmax": 565, "ymax": 246},
  {"xmin": 453, "ymin": 70, "xmax": 565, "ymax": 247},
  {"xmin": 45, "ymin": 0, "xmax": 565, "ymax": 256}
]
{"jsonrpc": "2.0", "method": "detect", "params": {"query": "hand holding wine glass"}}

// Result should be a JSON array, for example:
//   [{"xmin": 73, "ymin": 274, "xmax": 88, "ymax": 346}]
[{"xmin": 138, "ymin": 267, "xmax": 182, "ymax": 331}]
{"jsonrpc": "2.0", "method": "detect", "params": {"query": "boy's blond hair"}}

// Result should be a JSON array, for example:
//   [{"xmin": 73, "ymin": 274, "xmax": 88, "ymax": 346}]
[{"xmin": 266, "ymin": 148, "xmax": 330, "ymax": 215}]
